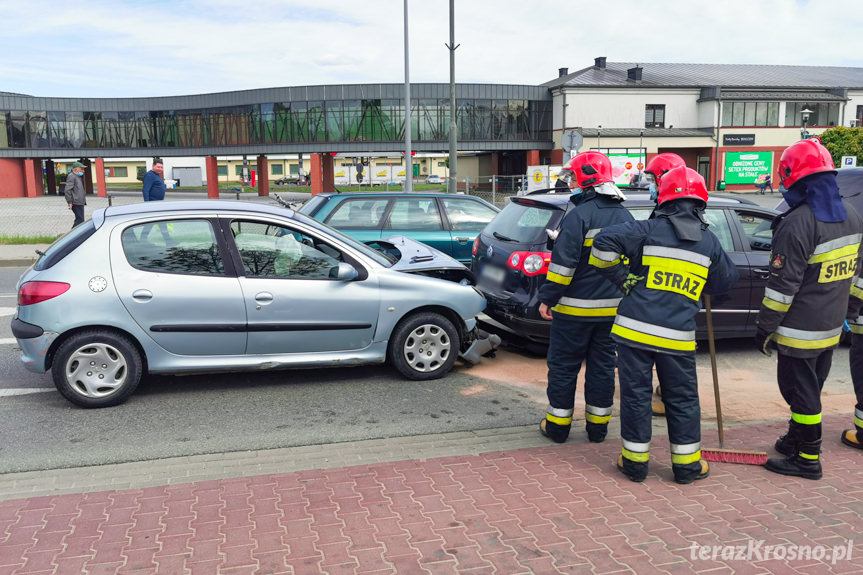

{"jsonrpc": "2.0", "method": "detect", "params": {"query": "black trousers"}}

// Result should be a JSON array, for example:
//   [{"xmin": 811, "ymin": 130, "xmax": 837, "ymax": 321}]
[
  {"xmin": 847, "ymin": 335, "xmax": 863, "ymax": 432},
  {"xmin": 71, "ymin": 204, "xmax": 85, "ymax": 228},
  {"xmin": 618, "ymin": 344, "xmax": 701, "ymax": 471},
  {"xmin": 777, "ymin": 351, "xmax": 832, "ymax": 443},
  {"xmin": 546, "ymin": 317, "xmax": 616, "ymax": 421}
]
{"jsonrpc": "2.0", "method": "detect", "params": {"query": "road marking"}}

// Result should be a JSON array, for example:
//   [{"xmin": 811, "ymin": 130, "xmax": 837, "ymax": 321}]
[
  {"xmin": 0, "ymin": 294, "xmax": 17, "ymax": 298},
  {"xmin": 0, "ymin": 307, "xmax": 15, "ymax": 317},
  {"xmin": 0, "ymin": 338, "xmax": 16, "ymax": 345},
  {"xmin": 0, "ymin": 388, "xmax": 53, "ymax": 397}
]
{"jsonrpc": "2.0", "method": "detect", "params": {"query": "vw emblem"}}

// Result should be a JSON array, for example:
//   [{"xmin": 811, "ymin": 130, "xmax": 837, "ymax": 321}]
[{"xmin": 486, "ymin": 246, "xmax": 494, "ymax": 257}]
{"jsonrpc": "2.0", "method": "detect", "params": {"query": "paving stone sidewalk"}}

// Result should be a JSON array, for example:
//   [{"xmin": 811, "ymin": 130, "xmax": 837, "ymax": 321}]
[{"xmin": 1, "ymin": 415, "xmax": 861, "ymax": 575}]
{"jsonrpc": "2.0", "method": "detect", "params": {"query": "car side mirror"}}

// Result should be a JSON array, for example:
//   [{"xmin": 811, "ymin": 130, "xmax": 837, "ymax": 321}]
[{"xmin": 334, "ymin": 262, "xmax": 359, "ymax": 281}]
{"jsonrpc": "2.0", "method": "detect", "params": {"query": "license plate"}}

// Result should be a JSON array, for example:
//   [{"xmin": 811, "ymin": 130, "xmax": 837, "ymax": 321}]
[{"xmin": 481, "ymin": 265, "xmax": 506, "ymax": 283}]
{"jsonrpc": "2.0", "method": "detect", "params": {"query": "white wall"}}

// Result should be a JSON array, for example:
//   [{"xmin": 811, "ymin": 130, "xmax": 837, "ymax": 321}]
[
  {"xmin": 562, "ymin": 88, "xmax": 702, "ymax": 129},
  {"xmin": 845, "ymin": 91, "xmax": 863, "ymax": 126}
]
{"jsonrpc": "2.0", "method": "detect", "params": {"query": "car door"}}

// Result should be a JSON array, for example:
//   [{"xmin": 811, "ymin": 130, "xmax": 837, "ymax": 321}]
[
  {"xmin": 731, "ymin": 208, "xmax": 776, "ymax": 332},
  {"xmin": 383, "ymin": 197, "xmax": 453, "ymax": 256},
  {"xmin": 696, "ymin": 208, "xmax": 751, "ymax": 337},
  {"xmin": 227, "ymin": 218, "xmax": 380, "ymax": 354},
  {"xmin": 440, "ymin": 197, "xmax": 500, "ymax": 263},
  {"xmin": 111, "ymin": 217, "xmax": 248, "ymax": 356},
  {"xmin": 321, "ymin": 196, "xmax": 390, "ymax": 244}
]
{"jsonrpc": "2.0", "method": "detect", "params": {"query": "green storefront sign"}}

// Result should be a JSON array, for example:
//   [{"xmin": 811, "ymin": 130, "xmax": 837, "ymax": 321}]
[{"xmin": 724, "ymin": 151, "xmax": 773, "ymax": 185}]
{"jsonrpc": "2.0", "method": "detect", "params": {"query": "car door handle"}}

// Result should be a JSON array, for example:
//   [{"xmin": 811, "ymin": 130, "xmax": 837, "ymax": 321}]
[
  {"xmin": 255, "ymin": 292, "xmax": 274, "ymax": 304},
  {"xmin": 131, "ymin": 289, "xmax": 153, "ymax": 302},
  {"xmin": 752, "ymin": 268, "xmax": 771, "ymax": 279},
  {"xmin": 455, "ymin": 237, "xmax": 471, "ymax": 243}
]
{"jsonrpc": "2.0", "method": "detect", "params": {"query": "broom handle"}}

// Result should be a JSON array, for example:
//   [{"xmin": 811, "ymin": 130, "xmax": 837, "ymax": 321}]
[{"xmin": 705, "ymin": 294, "xmax": 724, "ymax": 447}]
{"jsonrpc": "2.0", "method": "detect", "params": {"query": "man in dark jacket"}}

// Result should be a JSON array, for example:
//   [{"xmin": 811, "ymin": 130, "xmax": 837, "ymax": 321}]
[
  {"xmin": 142, "ymin": 158, "xmax": 166, "ymax": 201},
  {"xmin": 538, "ymin": 151, "xmax": 634, "ymax": 444},
  {"xmin": 63, "ymin": 161, "xmax": 87, "ymax": 228},
  {"xmin": 591, "ymin": 167, "xmax": 739, "ymax": 484},
  {"xmin": 756, "ymin": 138, "xmax": 863, "ymax": 480}
]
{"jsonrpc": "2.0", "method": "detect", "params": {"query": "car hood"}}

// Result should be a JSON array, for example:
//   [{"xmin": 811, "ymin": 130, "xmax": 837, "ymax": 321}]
[{"xmin": 377, "ymin": 235, "xmax": 467, "ymax": 272}]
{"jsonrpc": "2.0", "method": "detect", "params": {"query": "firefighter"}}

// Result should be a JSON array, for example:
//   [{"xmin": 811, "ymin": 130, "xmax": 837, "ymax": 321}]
[
  {"xmin": 538, "ymin": 151, "xmax": 634, "ymax": 444},
  {"xmin": 757, "ymin": 138, "xmax": 863, "ymax": 480},
  {"xmin": 643, "ymin": 153, "xmax": 688, "ymax": 417},
  {"xmin": 844, "ymin": 282, "xmax": 863, "ymax": 451},
  {"xmin": 591, "ymin": 167, "xmax": 738, "ymax": 484}
]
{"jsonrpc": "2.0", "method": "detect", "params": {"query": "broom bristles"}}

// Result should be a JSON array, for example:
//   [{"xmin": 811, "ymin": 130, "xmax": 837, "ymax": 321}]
[{"xmin": 702, "ymin": 448, "xmax": 768, "ymax": 465}]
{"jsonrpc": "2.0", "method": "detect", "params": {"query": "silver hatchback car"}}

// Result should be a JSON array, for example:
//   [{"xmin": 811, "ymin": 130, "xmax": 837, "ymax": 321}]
[{"xmin": 12, "ymin": 201, "xmax": 487, "ymax": 408}]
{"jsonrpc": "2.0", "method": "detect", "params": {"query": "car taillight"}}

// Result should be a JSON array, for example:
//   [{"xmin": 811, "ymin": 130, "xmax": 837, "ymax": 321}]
[
  {"xmin": 18, "ymin": 281, "xmax": 71, "ymax": 306},
  {"xmin": 472, "ymin": 236, "xmax": 479, "ymax": 256},
  {"xmin": 507, "ymin": 251, "xmax": 552, "ymax": 276}
]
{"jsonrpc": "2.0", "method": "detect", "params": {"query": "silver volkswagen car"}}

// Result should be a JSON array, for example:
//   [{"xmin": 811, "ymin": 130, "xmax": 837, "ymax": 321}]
[{"xmin": 12, "ymin": 201, "xmax": 487, "ymax": 408}]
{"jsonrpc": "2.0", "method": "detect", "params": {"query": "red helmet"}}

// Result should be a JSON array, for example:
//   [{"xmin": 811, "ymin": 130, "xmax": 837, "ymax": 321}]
[
  {"xmin": 657, "ymin": 166, "xmax": 708, "ymax": 206},
  {"xmin": 778, "ymin": 138, "xmax": 836, "ymax": 188},
  {"xmin": 566, "ymin": 151, "xmax": 613, "ymax": 188},
  {"xmin": 645, "ymin": 153, "xmax": 686, "ymax": 186}
]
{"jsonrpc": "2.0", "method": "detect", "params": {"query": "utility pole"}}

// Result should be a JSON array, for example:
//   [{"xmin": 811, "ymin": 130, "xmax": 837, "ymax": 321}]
[
  {"xmin": 446, "ymin": 0, "xmax": 459, "ymax": 194},
  {"xmin": 403, "ymin": 0, "xmax": 413, "ymax": 193}
]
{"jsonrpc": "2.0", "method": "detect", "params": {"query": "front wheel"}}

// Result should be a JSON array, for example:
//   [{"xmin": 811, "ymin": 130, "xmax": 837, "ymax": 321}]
[
  {"xmin": 388, "ymin": 312, "xmax": 459, "ymax": 380},
  {"xmin": 51, "ymin": 330, "xmax": 143, "ymax": 408}
]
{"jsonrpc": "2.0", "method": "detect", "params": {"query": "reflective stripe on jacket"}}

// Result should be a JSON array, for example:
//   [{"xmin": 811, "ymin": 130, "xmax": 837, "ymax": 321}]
[
  {"xmin": 538, "ymin": 192, "xmax": 634, "ymax": 321},
  {"xmin": 757, "ymin": 201, "xmax": 863, "ymax": 358}
]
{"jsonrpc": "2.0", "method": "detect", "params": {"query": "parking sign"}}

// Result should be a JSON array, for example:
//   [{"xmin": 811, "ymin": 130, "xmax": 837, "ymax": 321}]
[{"xmin": 841, "ymin": 156, "xmax": 858, "ymax": 168}]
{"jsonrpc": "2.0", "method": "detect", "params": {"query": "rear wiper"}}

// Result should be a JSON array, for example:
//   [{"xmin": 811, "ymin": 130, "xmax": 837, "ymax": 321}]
[{"xmin": 493, "ymin": 231, "xmax": 517, "ymax": 242}]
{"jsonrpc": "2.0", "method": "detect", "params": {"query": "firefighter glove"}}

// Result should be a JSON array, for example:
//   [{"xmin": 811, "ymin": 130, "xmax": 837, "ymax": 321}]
[
  {"xmin": 754, "ymin": 327, "xmax": 773, "ymax": 357},
  {"xmin": 621, "ymin": 274, "xmax": 644, "ymax": 295}
]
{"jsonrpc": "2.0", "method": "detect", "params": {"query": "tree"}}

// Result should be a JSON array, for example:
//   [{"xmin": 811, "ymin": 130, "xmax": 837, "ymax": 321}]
[
  {"xmin": 817, "ymin": 126, "xmax": 863, "ymax": 167},
  {"xmin": 136, "ymin": 166, "xmax": 146, "ymax": 182}
]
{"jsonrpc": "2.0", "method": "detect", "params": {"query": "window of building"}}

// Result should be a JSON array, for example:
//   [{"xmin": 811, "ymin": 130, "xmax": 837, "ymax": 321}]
[
  {"xmin": 103, "ymin": 167, "xmax": 129, "ymax": 178},
  {"xmin": 855, "ymin": 105, "xmax": 863, "ymax": 127},
  {"xmin": 217, "ymin": 165, "xmax": 227, "ymax": 176},
  {"xmin": 438, "ymin": 161, "xmax": 446, "ymax": 167},
  {"xmin": 645, "ymin": 105, "xmax": 665, "ymax": 128},
  {"xmin": 271, "ymin": 164, "xmax": 283, "ymax": 175},
  {"xmin": 784, "ymin": 102, "xmax": 840, "ymax": 127},
  {"xmin": 721, "ymin": 102, "xmax": 780, "ymax": 127}
]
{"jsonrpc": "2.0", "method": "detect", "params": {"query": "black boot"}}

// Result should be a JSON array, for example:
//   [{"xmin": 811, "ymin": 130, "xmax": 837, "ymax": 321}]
[
  {"xmin": 841, "ymin": 429, "xmax": 863, "ymax": 450},
  {"xmin": 586, "ymin": 422, "xmax": 608, "ymax": 443},
  {"xmin": 539, "ymin": 418, "xmax": 570, "ymax": 444},
  {"xmin": 616, "ymin": 454, "xmax": 647, "ymax": 482},
  {"xmin": 764, "ymin": 440, "xmax": 823, "ymax": 480},
  {"xmin": 774, "ymin": 419, "xmax": 799, "ymax": 456},
  {"xmin": 673, "ymin": 460, "xmax": 710, "ymax": 485}
]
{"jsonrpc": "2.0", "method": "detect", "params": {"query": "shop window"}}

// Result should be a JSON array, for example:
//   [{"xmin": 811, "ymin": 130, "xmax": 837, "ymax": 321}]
[
  {"xmin": 784, "ymin": 102, "xmax": 840, "ymax": 127},
  {"xmin": 217, "ymin": 165, "xmax": 227, "ymax": 176},
  {"xmin": 271, "ymin": 164, "xmax": 283, "ymax": 175},
  {"xmin": 645, "ymin": 105, "xmax": 665, "ymax": 128},
  {"xmin": 722, "ymin": 101, "xmax": 779, "ymax": 127}
]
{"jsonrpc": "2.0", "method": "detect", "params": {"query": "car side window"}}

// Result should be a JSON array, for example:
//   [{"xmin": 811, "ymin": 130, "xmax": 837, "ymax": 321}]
[
  {"xmin": 121, "ymin": 219, "xmax": 225, "ymax": 276},
  {"xmin": 442, "ymin": 198, "xmax": 498, "ymax": 231},
  {"xmin": 735, "ymin": 211, "xmax": 774, "ymax": 252},
  {"xmin": 230, "ymin": 220, "xmax": 343, "ymax": 280},
  {"xmin": 702, "ymin": 209, "xmax": 734, "ymax": 252},
  {"xmin": 325, "ymin": 198, "xmax": 389, "ymax": 229},
  {"xmin": 628, "ymin": 208, "xmax": 652, "ymax": 221},
  {"xmin": 385, "ymin": 198, "xmax": 442, "ymax": 231}
]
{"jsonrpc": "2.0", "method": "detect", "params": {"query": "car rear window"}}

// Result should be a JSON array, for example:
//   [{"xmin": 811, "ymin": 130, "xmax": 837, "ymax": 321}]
[
  {"xmin": 484, "ymin": 202, "xmax": 562, "ymax": 243},
  {"xmin": 33, "ymin": 221, "xmax": 97, "ymax": 271}
]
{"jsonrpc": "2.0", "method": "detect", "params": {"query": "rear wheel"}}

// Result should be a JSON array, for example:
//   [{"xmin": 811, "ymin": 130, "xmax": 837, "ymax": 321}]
[
  {"xmin": 388, "ymin": 312, "xmax": 459, "ymax": 380},
  {"xmin": 51, "ymin": 330, "xmax": 143, "ymax": 408}
]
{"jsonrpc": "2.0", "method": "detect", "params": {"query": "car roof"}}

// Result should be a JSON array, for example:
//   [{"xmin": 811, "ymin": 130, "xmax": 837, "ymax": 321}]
[
  {"xmin": 514, "ymin": 190, "xmax": 770, "ymax": 210},
  {"xmin": 316, "ymin": 192, "xmax": 480, "ymax": 199},
  {"xmin": 102, "ymin": 199, "xmax": 293, "ymax": 219}
]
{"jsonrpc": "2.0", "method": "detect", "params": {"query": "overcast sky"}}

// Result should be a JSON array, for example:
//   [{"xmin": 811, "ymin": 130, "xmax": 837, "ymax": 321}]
[{"xmin": 2, "ymin": 0, "xmax": 862, "ymax": 99}]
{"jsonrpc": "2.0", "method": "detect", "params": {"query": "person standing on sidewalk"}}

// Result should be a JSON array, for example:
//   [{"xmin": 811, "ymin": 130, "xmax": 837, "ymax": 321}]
[
  {"xmin": 591, "ymin": 167, "xmax": 738, "ymax": 484},
  {"xmin": 63, "ymin": 162, "xmax": 87, "ymax": 228},
  {"xmin": 538, "ymin": 151, "xmax": 634, "ymax": 444},
  {"xmin": 756, "ymin": 138, "xmax": 863, "ymax": 480},
  {"xmin": 142, "ymin": 158, "xmax": 166, "ymax": 202}
]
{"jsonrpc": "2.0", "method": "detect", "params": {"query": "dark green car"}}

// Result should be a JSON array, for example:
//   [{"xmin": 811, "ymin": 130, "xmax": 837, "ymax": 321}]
[{"xmin": 299, "ymin": 192, "xmax": 500, "ymax": 264}]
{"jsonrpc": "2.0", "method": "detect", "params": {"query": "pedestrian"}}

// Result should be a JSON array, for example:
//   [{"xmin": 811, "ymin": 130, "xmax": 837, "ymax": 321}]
[
  {"xmin": 641, "ymin": 153, "xmax": 687, "ymax": 417},
  {"xmin": 538, "ymin": 151, "xmax": 634, "ymax": 444},
  {"xmin": 764, "ymin": 173, "xmax": 774, "ymax": 193},
  {"xmin": 142, "ymin": 158, "xmax": 166, "ymax": 202},
  {"xmin": 63, "ymin": 161, "xmax": 87, "ymax": 228},
  {"xmin": 591, "ymin": 167, "xmax": 738, "ymax": 484},
  {"xmin": 756, "ymin": 138, "xmax": 863, "ymax": 480}
]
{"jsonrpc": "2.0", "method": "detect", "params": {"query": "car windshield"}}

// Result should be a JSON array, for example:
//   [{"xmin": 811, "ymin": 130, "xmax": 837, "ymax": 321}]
[
  {"xmin": 291, "ymin": 211, "xmax": 394, "ymax": 267},
  {"xmin": 484, "ymin": 201, "xmax": 562, "ymax": 244}
]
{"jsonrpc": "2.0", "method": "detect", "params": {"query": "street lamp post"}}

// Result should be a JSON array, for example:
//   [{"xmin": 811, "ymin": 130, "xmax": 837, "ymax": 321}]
[
  {"xmin": 800, "ymin": 108, "xmax": 814, "ymax": 140},
  {"xmin": 597, "ymin": 125, "xmax": 602, "ymax": 151}
]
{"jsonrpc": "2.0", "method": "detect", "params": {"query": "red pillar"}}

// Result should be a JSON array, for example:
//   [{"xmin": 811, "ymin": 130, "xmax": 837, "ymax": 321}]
[
  {"xmin": 490, "ymin": 153, "xmax": 501, "ymax": 177},
  {"xmin": 550, "ymin": 149, "xmax": 564, "ymax": 165},
  {"xmin": 205, "ymin": 156, "xmax": 220, "ymax": 199},
  {"xmin": 94, "ymin": 158, "xmax": 107, "ymax": 197},
  {"xmin": 256, "ymin": 155, "xmax": 269, "ymax": 196},
  {"xmin": 527, "ymin": 150, "xmax": 540, "ymax": 166},
  {"xmin": 82, "ymin": 159, "xmax": 94, "ymax": 195},
  {"xmin": 310, "ymin": 154, "xmax": 323, "ymax": 196},
  {"xmin": 322, "ymin": 154, "xmax": 335, "ymax": 195},
  {"xmin": 0, "ymin": 159, "xmax": 25, "ymax": 198},
  {"xmin": 23, "ymin": 159, "xmax": 42, "ymax": 198}
]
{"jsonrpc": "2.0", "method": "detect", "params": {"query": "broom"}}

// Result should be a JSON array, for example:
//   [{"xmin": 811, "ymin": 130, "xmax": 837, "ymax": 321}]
[{"xmin": 700, "ymin": 294, "xmax": 768, "ymax": 465}]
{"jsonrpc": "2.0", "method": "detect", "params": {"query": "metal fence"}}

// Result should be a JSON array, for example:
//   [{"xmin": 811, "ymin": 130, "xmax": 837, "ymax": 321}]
[{"xmin": 1, "ymin": 176, "xmax": 523, "ymax": 240}]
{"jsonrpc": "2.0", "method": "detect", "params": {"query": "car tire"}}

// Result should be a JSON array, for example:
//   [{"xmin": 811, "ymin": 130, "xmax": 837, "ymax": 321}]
[
  {"xmin": 51, "ymin": 330, "xmax": 143, "ymax": 408},
  {"xmin": 388, "ymin": 312, "xmax": 459, "ymax": 380}
]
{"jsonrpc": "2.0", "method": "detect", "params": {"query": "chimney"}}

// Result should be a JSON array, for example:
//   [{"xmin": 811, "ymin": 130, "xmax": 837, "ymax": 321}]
[
  {"xmin": 558, "ymin": 67, "xmax": 569, "ymax": 78},
  {"xmin": 627, "ymin": 66, "xmax": 643, "ymax": 82},
  {"xmin": 594, "ymin": 56, "xmax": 607, "ymax": 69}
]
